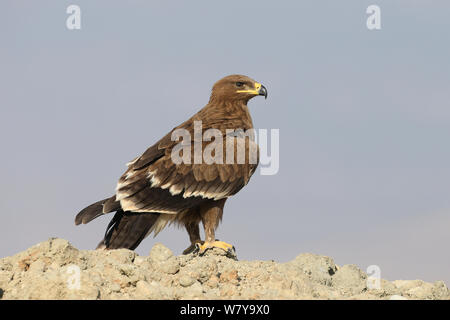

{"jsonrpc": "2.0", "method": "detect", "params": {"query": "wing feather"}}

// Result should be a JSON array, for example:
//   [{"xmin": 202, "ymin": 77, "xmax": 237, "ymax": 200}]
[{"xmin": 116, "ymin": 129, "xmax": 259, "ymax": 213}]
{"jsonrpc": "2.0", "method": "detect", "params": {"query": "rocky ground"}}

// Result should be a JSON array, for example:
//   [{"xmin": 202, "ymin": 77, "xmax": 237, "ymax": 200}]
[{"xmin": 0, "ymin": 238, "xmax": 448, "ymax": 300}]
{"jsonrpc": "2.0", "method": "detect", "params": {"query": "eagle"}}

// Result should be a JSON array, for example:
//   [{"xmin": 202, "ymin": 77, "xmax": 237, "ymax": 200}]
[{"xmin": 75, "ymin": 75, "xmax": 267, "ymax": 255}]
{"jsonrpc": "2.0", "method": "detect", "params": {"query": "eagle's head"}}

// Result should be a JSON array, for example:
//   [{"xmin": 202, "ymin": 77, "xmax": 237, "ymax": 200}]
[{"xmin": 210, "ymin": 74, "xmax": 267, "ymax": 103}]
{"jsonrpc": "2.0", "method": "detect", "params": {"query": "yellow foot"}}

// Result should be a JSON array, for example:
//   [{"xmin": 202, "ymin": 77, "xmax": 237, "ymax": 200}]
[{"xmin": 195, "ymin": 240, "xmax": 235, "ymax": 255}]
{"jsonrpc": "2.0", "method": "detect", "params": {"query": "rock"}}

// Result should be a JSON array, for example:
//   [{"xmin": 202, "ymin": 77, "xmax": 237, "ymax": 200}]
[
  {"xmin": 205, "ymin": 275, "xmax": 219, "ymax": 289},
  {"xmin": 135, "ymin": 280, "xmax": 153, "ymax": 297},
  {"xmin": 0, "ymin": 271, "xmax": 13, "ymax": 289},
  {"xmin": 287, "ymin": 253, "xmax": 337, "ymax": 286},
  {"xmin": 179, "ymin": 275, "xmax": 195, "ymax": 287},
  {"xmin": 133, "ymin": 256, "xmax": 146, "ymax": 266},
  {"xmin": 106, "ymin": 249, "xmax": 136, "ymax": 264},
  {"xmin": 393, "ymin": 280, "xmax": 424, "ymax": 291},
  {"xmin": 180, "ymin": 256, "xmax": 218, "ymax": 284},
  {"xmin": 160, "ymin": 258, "xmax": 180, "ymax": 275},
  {"xmin": 149, "ymin": 243, "xmax": 173, "ymax": 262},
  {"xmin": 110, "ymin": 283, "xmax": 121, "ymax": 293},
  {"xmin": 378, "ymin": 279, "xmax": 398, "ymax": 295},
  {"xmin": 148, "ymin": 243, "xmax": 180, "ymax": 275},
  {"xmin": 332, "ymin": 264, "xmax": 367, "ymax": 295},
  {"xmin": 432, "ymin": 281, "xmax": 449, "ymax": 299},
  {"xmin": 406, "ymin": 286, "xmax": 432, "ymax": 299},
  {"xmin": 0, "ymin": 238, "xmax": 448, "ymax": 300},
  {"xmin": 219, "ymin": 269, "xmax": 239, "ymax": 284},
  {"xmin": 28, "ymin": 259, "xmax": 46, "ymax": 273},
  {"xmin": 184, "ymin": 281, "xmax": 203, "ymax": 298},
  {"xmin": 135, "ymin": 280, "xmax": 166, "ymax": 299}
]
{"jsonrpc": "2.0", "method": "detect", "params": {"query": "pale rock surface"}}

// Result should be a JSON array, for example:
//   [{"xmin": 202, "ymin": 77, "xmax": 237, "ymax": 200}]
[{"xmin": 0, "ymin": 238, "xmax": 448, "ymax": 300}]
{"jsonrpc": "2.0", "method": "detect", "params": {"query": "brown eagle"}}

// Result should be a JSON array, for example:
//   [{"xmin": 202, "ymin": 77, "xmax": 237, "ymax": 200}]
[{"xmin": 75, "ymin": 74, "xmax": 267, "ymax": 255}]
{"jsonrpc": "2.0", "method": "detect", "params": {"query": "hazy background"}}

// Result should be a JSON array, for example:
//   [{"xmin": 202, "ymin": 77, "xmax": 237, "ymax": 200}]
[{"xmin": 1, "ymin": 1, "xmax": 449, "ymax": 285}]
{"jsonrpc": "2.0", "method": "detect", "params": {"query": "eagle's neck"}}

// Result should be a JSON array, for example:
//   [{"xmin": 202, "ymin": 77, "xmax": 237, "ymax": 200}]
[{"xmin": 198, "ymin": 100, "xmax": 254, "ymax": 131}]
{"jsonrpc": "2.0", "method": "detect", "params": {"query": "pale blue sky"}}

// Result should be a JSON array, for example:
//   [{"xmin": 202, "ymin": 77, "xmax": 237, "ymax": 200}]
[{"xmin": 1, "ymin": 1, "xmax": 449, "ymax": 285}]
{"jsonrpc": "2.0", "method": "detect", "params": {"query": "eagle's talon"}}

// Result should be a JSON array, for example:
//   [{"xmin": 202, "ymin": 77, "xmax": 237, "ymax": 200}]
[{"xmin": 183, "ymin": 241, "xmax": 204, "ymax": 255}]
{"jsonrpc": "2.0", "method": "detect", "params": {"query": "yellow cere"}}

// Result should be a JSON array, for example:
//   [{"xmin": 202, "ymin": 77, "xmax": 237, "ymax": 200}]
[{"xmin": 237, "ymin": 82, "xmax": 262, "ymax": 94}]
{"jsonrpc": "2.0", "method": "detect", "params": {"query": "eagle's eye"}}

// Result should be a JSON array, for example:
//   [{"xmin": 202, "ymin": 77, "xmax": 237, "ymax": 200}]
[{"xmin": 235, "ymin": 82, "xmax": 244, "ymax": 87}]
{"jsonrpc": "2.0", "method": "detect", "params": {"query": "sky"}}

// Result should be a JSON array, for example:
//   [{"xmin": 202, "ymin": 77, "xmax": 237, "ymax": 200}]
[{"xmin": 1, "ymin": 1, "xmax": 449, "ymax": 286}]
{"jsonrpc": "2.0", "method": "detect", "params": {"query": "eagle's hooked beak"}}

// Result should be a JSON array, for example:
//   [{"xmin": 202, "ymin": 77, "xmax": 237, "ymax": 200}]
[
  {"xmin": 237, "ymin": 82, "xmax": 268, "ymax": 99},
  {"xmin": 258, "ymin": 84, "xmax": 268, "ymax": 99}
]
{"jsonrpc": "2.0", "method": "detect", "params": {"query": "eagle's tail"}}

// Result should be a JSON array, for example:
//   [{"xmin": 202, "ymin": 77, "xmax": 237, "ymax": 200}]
[
  {"xmin": 97, "ymin": 210, "xmax": 160, "ymax": 250},
  {"xmin": 75, "ymin": 196, "xmax": 120, "ymax": 225}
]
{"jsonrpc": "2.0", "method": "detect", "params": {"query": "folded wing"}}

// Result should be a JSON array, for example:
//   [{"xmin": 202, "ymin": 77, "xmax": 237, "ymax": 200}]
[{"xmin": 116, "ymin": 132, "xmax": 259, "ymax": 214}]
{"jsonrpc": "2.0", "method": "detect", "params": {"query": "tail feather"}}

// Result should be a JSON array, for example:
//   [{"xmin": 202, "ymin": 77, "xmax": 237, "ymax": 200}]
[
  {"xmin": 99, "ymin": 210, "xmax": 160, "ymax": 250},
  {"xmin": 75, "ymin": 196, "xmax": 120, "ymax": 225}
]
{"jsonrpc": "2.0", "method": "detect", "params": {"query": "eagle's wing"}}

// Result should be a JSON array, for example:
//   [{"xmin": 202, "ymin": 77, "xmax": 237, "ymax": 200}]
[{"xmin": 116, "ymin": 132, "xmax": 259, "ymax": 214}]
